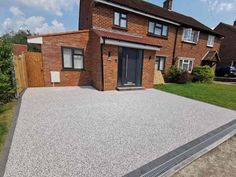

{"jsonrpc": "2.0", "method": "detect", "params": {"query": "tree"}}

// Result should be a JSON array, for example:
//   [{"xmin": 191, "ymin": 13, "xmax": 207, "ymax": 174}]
[
  {"xmin": 1, "ymin": 30, "xmax": 41, "ymax": 52},
  {"xmin": 0, "ymin": 38, "xmax": 15, "ymax": 104}
]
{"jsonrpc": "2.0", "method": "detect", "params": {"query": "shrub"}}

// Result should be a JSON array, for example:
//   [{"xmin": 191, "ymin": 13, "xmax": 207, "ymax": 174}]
[
  {"xmin": 167, "ymin": 66, "xmax": 193, "ymax": 84},
  {"xmin": 192, "ymin": 66, "xmax": 214, "ymax": 83},
  {"xmin": 0, "ymin": 39, "xmax": 15, "ymax": 105}
]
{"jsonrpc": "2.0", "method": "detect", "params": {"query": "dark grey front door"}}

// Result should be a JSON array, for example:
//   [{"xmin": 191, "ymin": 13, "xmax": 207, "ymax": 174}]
[{"xmin": 118, "ymin": 47, "xmax": 143, "ymax": 87}]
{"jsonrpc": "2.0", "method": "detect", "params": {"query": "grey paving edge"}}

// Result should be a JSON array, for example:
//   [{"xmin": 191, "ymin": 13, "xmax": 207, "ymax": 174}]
[
  {"xmin": 123, "ymin": 119, "xmax": 236, "ymax": 177},
  {"xmin": 0, "ymin": 90, "xmax": 25, "ymax": 177}
]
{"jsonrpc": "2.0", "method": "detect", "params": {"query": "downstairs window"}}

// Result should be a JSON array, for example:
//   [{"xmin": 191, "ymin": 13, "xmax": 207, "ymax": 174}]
[
  {"xmin": 178, "ymin": 58, "xmax": 194, "ymax": 72},
  {"xmin": 62, "ymin": 47, "xmax": 84, "ymax": 70}
]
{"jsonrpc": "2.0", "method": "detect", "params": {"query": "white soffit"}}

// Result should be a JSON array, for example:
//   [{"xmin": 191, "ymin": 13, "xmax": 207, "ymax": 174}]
[
  {"xmin": 94, "ymin": 0, "xmax": 180, "ymax": 26},
  {"xmin": 102, "ymin": 38, "xmax": 160, "ymax": 51},
  {"xmin": 27, "ymin": 37, "xmax": 43, "ymax": 44}
]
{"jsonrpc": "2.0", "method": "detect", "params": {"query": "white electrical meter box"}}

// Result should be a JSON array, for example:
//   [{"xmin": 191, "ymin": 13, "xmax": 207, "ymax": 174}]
[{"xmin": 51, "ymin": 71, "xmax": 60, "ymax": 83}]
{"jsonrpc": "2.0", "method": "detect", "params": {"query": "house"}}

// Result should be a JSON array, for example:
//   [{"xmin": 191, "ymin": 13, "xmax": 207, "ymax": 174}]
[
  {"xmin": 28, "ymin": 0, "xmax": 223, "ymax": 91},
  {"xmin": 214, "ymin": 21, "xmax": 236, "ymax": 67}
]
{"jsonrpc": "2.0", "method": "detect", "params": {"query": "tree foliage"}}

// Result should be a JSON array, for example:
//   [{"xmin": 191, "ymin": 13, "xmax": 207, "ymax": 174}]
[
  {"xmin": 1, "ymin": 30, "xmax": 41, "ymax": 52},
  {"xmin": 0, "ymin": 39, "xmax": 15, "ymax": 104}
]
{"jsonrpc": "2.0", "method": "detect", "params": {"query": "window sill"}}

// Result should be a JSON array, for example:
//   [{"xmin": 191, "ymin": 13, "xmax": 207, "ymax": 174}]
[
  {"xmin": 207, "ymin": 45, "xmax": 214, "ymax": 48},
  {"xmin": 62, "ymin": 69, "xmax": 85, "ymax": 71},
  {"xmin": 182, "ymin": 40, "xmax": 197, "ymax": 45},
  {"xmin": 147, "ymin": 33, "xmax": 168, "ymax": 40},
  {"xmin": 112, "ymin": 26, "xmax": 128, "ymax": 31}
]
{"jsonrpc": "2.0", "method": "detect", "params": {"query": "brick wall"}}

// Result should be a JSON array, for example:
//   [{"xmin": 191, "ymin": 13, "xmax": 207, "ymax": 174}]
[
  {"xmin": 41, "ymin": 30, "xmax": 101, "ymax": 87},
  {"xmin": 13, "ymin": 44, "xmax": 28, "ymax": 56},
  {"xmin": 102, "ymin": 45, "xmax": 118, "ymax": 90},
  {"xmin": 79, "ymin": 0, "xmax": 93, "ymax": 30},
  {"xmin": 174, "ymin": 28, "xmax": 221, "ymax": 67},
  {"xmin": 102, "ymin": 45, "xmax": 156, "ymax": 90},
  {"xmin": 142, "ymin": 50, "xmax": 156, "ymax": 88},
  {"xmin": 91, "ymin": 3, "xmax": 221, "ymax": 72}
]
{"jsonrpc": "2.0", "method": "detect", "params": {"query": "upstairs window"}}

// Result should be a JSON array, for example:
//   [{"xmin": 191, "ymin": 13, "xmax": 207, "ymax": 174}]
[
  {"xmin": 178, "ymin": 58, "xmax": 194, "ymax": 72},
  {"xmin": 155, "ymin": 56, "xmax": 166, "ymax": 71},
  {"xmin": 207, "ymin": 35, "xmax": 215, "ymax": 47},
  {"xmin": 182, "ymin": 28, "xmax": 200, "ymax": 43},
  {"xmin": 148, "ymin": 21, "xmax": 168, "ymax": 37},
  {"xmin": 62, "ymin": 47, "xmax": 84, "ymax": 70},
  {"xmin": 113, "ymin": 12, "xmax": 127, "ymax": 28}
]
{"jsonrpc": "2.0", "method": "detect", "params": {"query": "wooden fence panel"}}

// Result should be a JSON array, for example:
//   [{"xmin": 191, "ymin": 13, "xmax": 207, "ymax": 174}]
[
  {"xmin": 14, "ymin": 54, "xmax": 28, "ymax": 94},
  {"xmin": 25, "ymin": 52, "xmax": 45, "ymax": 87}
]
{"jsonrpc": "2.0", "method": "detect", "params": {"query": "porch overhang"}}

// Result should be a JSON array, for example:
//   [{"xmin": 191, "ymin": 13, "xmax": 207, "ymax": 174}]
[{"xmin": 101, "ymin": 38, "xmax": 160, "ymax": 51}]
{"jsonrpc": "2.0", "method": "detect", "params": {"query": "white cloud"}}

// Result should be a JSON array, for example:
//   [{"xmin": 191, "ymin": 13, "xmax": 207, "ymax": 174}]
[
  {"xmin": 1, "ymin": 6, "xmax": 66, "ymax": 35},
  {"xmin": 200, "ymin": 0, "xmax": 236, "ymax": 12},
  {"xmin": 18, "ymin": 0, "xmax": 80, "ymax": 16},
  {"xmin": 9, "ymin": 6, "xmax": 24, "ymax": 16}
]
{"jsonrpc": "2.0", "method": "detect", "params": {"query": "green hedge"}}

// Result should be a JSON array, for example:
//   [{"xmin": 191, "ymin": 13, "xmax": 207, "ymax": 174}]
[
  {"xmin": 192, "ymin": 66, "xmax": 214, "ymax": 83},
  {"xmin": 0, "ymin": 39, "xmax": 15, "ymax": 104}
]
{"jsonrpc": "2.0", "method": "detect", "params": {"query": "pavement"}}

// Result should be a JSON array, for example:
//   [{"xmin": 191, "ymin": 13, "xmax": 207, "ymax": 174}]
[{"xmin": 3, "ymin": 87, "xmax": 236, "ymax": 177}]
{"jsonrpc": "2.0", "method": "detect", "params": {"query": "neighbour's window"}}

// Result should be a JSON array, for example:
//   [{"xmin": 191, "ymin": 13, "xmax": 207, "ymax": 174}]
[
  {"xmin": 148, "ymin": 21, "xmax": 168, "ymax": 37},
  {"xmin": 155, "ymin": 56, "xmax": 166, "ymax": 71},
  {"xmin": 207, "ymin": 35, "xmax": 215, "ymax": 47},
  {"xmin": 178, "ymin": 58, "xmax": 194, "ymax": 72},
  {"xmin": 62, "ymin": 47, "xmax": 84, "ymax": 70},
  {"xmin": 114, "ymin": 12, "xmax": 127, "ymax": 28},
  {"xmin": 182, "ymin": 28, "xmax": 200, "ymax": 43}
]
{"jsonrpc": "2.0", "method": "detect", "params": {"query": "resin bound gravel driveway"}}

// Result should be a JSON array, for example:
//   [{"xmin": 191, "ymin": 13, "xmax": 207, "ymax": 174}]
[{"xmin": 4, "ymin": 87, "xmax": 236, "ymax": 177}]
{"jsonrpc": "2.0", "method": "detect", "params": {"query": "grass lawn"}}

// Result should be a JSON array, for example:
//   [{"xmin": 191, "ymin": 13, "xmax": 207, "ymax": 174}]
[
  {"xmin": 155, "ymin": 83, "xmax": 236, "ymax": 111},
  {"xmin": 0, "ymin": 101, "xmax": 16, "ymax": 152}
]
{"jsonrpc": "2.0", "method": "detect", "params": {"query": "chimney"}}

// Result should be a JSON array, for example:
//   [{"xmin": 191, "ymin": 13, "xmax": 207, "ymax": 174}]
[
  {"xmin": 234, "ymin": 20, "xmax": 236, "ymax": 26},
  {"xmin": 163, "ymin": 0, "xmax": 173, "ymax": 10}
]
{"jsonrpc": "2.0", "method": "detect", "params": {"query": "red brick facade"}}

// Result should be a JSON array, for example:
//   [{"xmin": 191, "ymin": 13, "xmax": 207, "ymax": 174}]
[
  {"xmin": 30, "ymin": 0, "xmax": 221, "ymax": 91},
  {"xmin": 41, "ymin": 30, "xmax": 102, "ymax": 89},
  {"xmin": 13, "ymin": 44, "xmax": 28, "ymax": 56}
]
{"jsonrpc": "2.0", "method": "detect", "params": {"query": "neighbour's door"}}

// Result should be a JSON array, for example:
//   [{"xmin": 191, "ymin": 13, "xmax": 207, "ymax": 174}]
[{"xmin": 118, "ymin": 47, "xmax": 143, "ymax": 87}]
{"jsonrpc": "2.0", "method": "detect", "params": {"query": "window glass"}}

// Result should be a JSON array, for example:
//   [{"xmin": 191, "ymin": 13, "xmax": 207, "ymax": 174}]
[
  {"xmin": 183, "ymin": 28, "xmax": 200, "ymax": 43},
  {"xmin": 74, "ymin": 55, "xmax": 83, "ymax": 69},
  {"xmin": 63, "ymin": 48, "xmax": 72, "ymax": 68},
  {"xmin": 114, "ymin": 12, "xmax": 120, "ymax": 26},
  {"xmin": 74, "ymin": 49, "xmax": 83, "ymax": 55},
  {"xmin": 121, "ymin": 14, "xmax": 127, "ymax": 18},
  {"xmin": 148, "ymin": 21, "xmax": 168, "ymax": 37},
  {"xmin": 120, "ymin": 19, "xmax": 127, "ymax": 28},
  {"xmin": 179, "ymin": 58, "xmax": 194, "ymax": 72},
  {"xmin": 148, "ymin": 22, "xmax": 154, "ymax": 33},
  {"xmin": 154, "ymin": 27, "xmax": 162, "ymax": 36},
  {"xmin": 189, "ymin": 60, "xmax": 193, "ymax": 71},
  {"xmin": 162, "ymin": 25, "xmax": 168, "ymax": 36},
  {"xmin": 62, "ymin": 47, "xmax": 84, "ymax": 70},
  {"xmin": 159, "ymin": 58, "xmax": 165, "ymax": 71},
  {"xmin": 155, "ymin": 57, "xmax": 166, "ymax": 71},
  {"xmin": 207, "ymin": 35, "xmax": 215, "ymax": 47},
  {"xmin": 114, "ymin": 12, "xmax": 127, "ymax": 28}
]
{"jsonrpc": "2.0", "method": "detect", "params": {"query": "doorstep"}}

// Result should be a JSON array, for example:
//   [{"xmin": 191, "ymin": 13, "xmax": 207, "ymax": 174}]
[{"xmin": 116, "ymin": 87, "xmax": 145, "ymax": 91}]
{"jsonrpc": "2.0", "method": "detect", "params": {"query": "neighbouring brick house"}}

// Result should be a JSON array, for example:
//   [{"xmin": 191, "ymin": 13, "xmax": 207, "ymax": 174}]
[
  {"xmin": 28, "ymin": 0, "xmax": 223, "ymax": 91},
  {"xmin": 214, "ymin": 21, "xmax": 236, "ymax": 67}
]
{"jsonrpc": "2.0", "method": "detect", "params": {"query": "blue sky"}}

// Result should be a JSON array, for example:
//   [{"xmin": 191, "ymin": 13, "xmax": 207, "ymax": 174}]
[{"xmin": 0, "ymin": 0, "xmax": 235, "ymax": 35}]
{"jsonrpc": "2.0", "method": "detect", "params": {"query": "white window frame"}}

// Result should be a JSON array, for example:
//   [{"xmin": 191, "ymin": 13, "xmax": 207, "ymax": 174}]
[
  {"xmin": 178, "ymin": 57, "xmax": 195, "ymax": 72},
  {"xmin": 182, "ymin": 28, "xmax": 200, "ymax": 44},
  {"xmin": 207, "ymin": 35, "xmax": 215, "ymax": 47}
]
